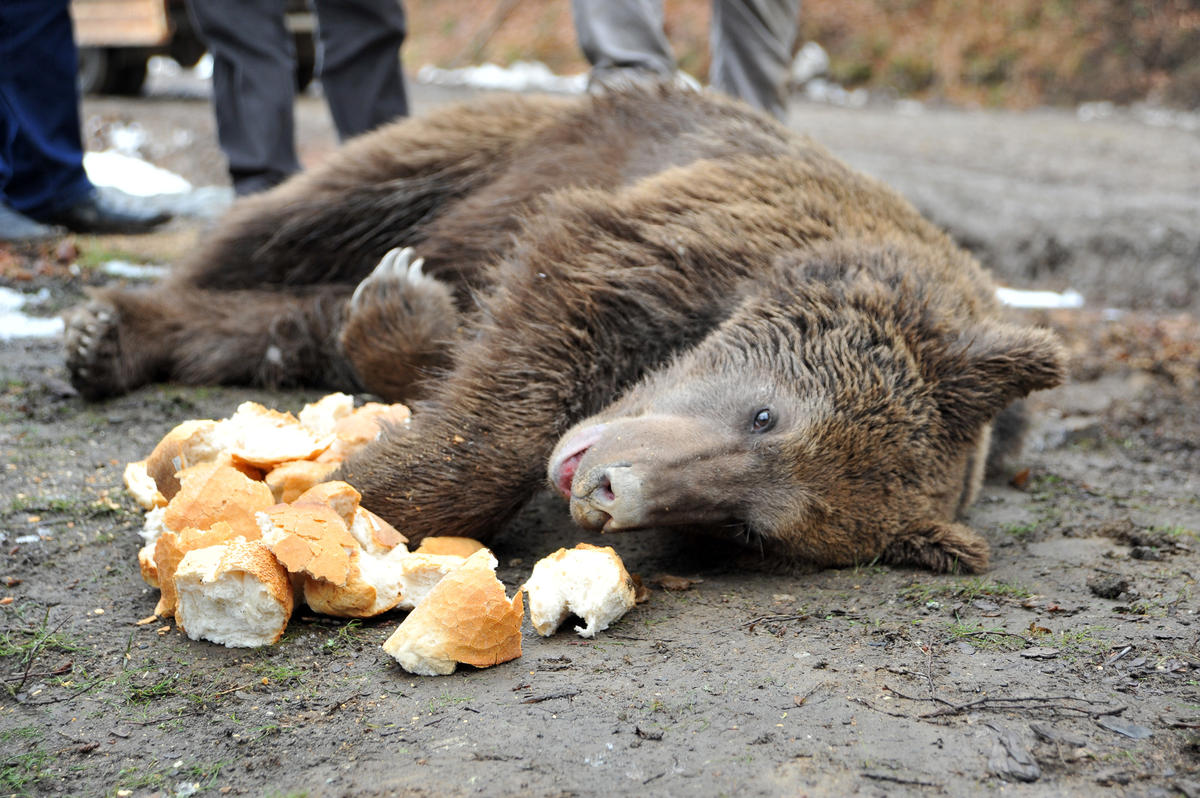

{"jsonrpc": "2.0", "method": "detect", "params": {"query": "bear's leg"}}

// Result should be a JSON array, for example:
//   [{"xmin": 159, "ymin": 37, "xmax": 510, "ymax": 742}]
[
  {"xmin": 173, "ymin": 95, "xmax": 573, "ymax": 293},
  {"xmin": 64, "ymin": 283, "xmax": 356, "ymax": 399},
  {"xmin": 340, "ymin": 247, "xmax": 462, "ymax": 401},
  {"xmin": 881, "ymin": 520, "xmax": 990, "ymax": 574}
]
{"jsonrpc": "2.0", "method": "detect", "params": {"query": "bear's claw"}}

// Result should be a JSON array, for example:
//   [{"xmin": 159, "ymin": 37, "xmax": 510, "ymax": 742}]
[
  {"xmin": 63, "ymin": 300, "xmax": 124, "ymax": 400},
  {"xmin": 350, "ymin": 246, "xmax": 428, "ymax": 312}
]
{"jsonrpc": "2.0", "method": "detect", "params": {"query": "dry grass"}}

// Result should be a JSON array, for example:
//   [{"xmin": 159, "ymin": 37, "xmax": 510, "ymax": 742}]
[{"xmin": 405, "ymin": 0, "xmax": 1200, "ymax": 108}]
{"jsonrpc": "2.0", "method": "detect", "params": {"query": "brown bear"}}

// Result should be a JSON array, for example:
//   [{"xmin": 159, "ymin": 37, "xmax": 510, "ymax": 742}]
[{"xmin": 63, "ymin": 85, "xmax": 1065, "ymax": 573}]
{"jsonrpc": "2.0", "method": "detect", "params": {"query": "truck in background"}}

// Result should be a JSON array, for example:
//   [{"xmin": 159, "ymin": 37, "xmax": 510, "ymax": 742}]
[{"xmin": 70, "ymin": 0, "xmax": 315, "ymax": 95}]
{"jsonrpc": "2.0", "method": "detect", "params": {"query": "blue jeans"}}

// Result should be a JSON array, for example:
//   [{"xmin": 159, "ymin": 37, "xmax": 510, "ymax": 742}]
[{"xmin": 0, "ymin": 0, "xmax": 93, "ymax": 217}]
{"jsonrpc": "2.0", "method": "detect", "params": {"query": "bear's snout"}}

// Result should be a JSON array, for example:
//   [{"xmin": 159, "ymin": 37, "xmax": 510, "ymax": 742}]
[{"xmin": 550, "ymin": 413, "xmax": 756, "ymax": 534}]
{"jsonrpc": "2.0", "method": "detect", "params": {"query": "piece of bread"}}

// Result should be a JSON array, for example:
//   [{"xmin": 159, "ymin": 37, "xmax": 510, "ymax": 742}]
[
  {"xmin": 347, "ymin": 506, "xmax": 407, "ymax": 555},
  {"xmin": 161, "ymin": 462, "xmax": 275, "ymax": 541},
  {"xmin": 293, "ymin": 481, "xmax": 362, "ymax": 527},
  {"xmin": 138, "ymin": 542, "xmax": 160, "ymax": 588},
  {"xmin": 382, "ymin": 550, "xmax": 523, "ymax": 676},
  {"xmin": 523, "ymin": 543, "xmax": 636, "ymax": 638},
  {"xmin": 393, "ymin": 552, "xmax": 466, "ymax": 611},
  {"xmin": 301, "ymin": 546, "xmax": 410, "ymax": 618},
  {"xmin": 173, "ymin": 539, "xmax": 294, "ymax": 648},
  {"xmin": 222, "ymin": 401, "xmax": 333, "ymax": 469},
  {"xmin": 152, "ymin": 521, "xmax": 244, "ymax": 617},
  {"xmin": 415, "ymin": 536, "xmax": 487, "ymax": 559},
  {"xmin": 124, "ymin": 460, "xmax": 166, "ymax": 509},
  {"xmin": 142, "ymin": 419, "xmax": 227, "ymax": 501},
  {"xmin": 256, "ymin": 502, "xmax": 359, "ymax": 586},
  {"xmin": 317, "ymin": 401, "xmax": 411, "ymax": 463},
  {"xmin": 264, "ymin": 460, "xmax": 340, "ymax": 503},
  {"xmin": 297, "ymin": 392, "xmax": 355, "ymax": 438}
]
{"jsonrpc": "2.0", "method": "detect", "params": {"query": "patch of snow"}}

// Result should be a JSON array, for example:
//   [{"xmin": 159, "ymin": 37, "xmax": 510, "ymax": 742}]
[
  {"xmin": 790, "ymin": 42, "xmax": 829, "ymax": 85},
  {"xmin": 84, "ymin": 150, "xmax": 192, "ymax": 197},
  {"xmin": 996, "ymin": 286, "xmax": 1085, "ymax": 309},
  {"xmin": 101, "ymin": 260, "xmax": 168, "ymax": 280},
  {"xmin": 417, "ymin": 61, "xmax": 587, "ymax": 94},
  {"xmin": 0, "ymin": 287, "xmax": 63, "ymax": 340},
  {"xmin": 803, "ymin": 78, "xmax": 869, "ymax": 108}
]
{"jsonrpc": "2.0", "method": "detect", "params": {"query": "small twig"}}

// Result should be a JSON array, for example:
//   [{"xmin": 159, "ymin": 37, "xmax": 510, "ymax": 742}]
[
  {"xmin": 862, "ymin": 771, "xmax": 942, "ymax": 788},
  {"xmin": 883, "ymin": 684, "xmax": 1125, "ymax": 719},
  {"xmin": 915, "ymin": 639, "xmax": 936, "ymax": 699},
  {"xmin": 1107, "ymin": 645, "xmax": 1134, "ymax": 664},
  {"xmin": 19, "ymin": 677, "xmax": 105, "ymax": 706},
  {"xmin": 742, "ymin": 613, "xmax": 811, "ymax": 632},
  {"xmin": 520, "ymin": 691, "xmax": 580, "ymax": 704},
  {"xmin": 848, "ymin": 696, "xmax": 911, "ymax": 719},
  {"xmin": 949, "ymin": 630, "xmax": 1033, "ymax": 646},
  {"xmin": 9, "ymin": 611, "xmax": 70, "ymax": 696}
]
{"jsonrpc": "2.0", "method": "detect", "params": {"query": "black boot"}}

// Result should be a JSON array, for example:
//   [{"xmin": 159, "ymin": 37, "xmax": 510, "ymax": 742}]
[
  {"xmin": 0, "ymin": 204, "xmax": 64, "ymax": 243},
  {"xmin": 41, "ymin": 190, "xmax": 171, "ymax": 234}
]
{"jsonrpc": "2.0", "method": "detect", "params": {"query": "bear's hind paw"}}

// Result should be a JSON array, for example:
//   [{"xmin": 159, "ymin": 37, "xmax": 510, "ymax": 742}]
[{"xmin": 63, "ymin": 299, "xmax": 126, "ymax": 400}]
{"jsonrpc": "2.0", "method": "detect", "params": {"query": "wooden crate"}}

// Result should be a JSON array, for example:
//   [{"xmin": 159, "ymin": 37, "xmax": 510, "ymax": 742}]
[{"xmin": 70, "ymin": 0, "xmax": 171, "ymax": 47}]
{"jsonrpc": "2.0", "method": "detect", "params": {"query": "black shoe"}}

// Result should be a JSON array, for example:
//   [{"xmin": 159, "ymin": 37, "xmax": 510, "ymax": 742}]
[
  {"xmin": 0, "ymin": 204, "xmax": 65, "ymax": 243},
  {"xmin": 43, "ymin": 190, "xmax": 172, "ymax": 235}
]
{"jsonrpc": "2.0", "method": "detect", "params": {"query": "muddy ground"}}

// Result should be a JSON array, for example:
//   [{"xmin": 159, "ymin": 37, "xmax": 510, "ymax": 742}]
[{"xmin": 2, "ymin": 83, "xmax": 1200, "ymax": 797}]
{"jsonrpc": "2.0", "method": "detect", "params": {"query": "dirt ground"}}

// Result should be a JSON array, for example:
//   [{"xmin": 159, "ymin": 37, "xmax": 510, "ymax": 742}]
[{"xmin": 2, "ymin": 83, "xmax": 1200, "ymax": 797}]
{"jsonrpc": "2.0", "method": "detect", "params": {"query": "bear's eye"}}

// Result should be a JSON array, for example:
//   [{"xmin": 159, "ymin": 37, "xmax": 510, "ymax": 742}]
[{"xmin": 750, "ymin": 408, "xmax": 774, "ymax": 433}]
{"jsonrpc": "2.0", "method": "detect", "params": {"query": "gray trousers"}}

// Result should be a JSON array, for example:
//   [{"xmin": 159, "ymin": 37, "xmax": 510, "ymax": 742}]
[
  {"xmin": 188, "ymin": 0, "xmax": 409, "ymax": 194},
  {"xmin": 571, "ymin": 0, "xmax": 800, "ymax": 119}
]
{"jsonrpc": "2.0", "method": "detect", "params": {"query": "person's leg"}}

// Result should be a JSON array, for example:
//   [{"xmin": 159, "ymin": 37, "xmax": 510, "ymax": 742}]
[
  {"xmin": 186, "ymin": 0, "xmax": 301, "ymax": 194},
  {"xmin": 571, "ymin": 0, "xmax": 675, "ymax": 84},
  {"xmin": 0, "ymin": 0, "xmax": 93, "ymax": 218},
  {"xmin": 311, "ymin": 0, "xmax": 408, "ymax": 140},
  {"xmin": 709, "ymin": 0, "xmax": 801, "ymax": 119}
]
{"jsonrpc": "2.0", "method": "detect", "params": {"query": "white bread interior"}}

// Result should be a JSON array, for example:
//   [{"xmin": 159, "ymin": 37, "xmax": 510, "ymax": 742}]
[
  {"xmin": 173, "ymin": 539, "xmax": 294, "ymax": 648},
  {"xmin": 297, "ymin": 392, "xmax": 355, "ymax": 438},
  {"xmin": 222, "ymin": 401, "xmax": 333, "ymax": 468},
  {"xmin": 346, "ymin": 506, "xmax": 407, "ymax": 555},
  {"xmin": 523, "ymin": 543, "xmax": 636, "ymax": 638},
  {"xmin": 123, "ymin": 460, "xmax": 166, "ymax": 509},
  {"xmin": 394, "ymin": 552, "xmax": 465, "ymax": 611}
]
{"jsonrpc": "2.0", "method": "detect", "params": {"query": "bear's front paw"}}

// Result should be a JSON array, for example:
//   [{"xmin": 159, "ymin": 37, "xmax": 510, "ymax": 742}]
[
  {"xmin": 63, "ymin": 299, "xmax": 125, "ymax": 400},
  {"xmin": 341, "ymin": 247, "xmax": 460, "ymax": 401},
  {"xmin": 349, "ymin": 246, "xmax": 436, "ymax": 316}
]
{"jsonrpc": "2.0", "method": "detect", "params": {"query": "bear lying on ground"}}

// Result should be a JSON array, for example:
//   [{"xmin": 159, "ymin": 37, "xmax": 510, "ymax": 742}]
[{"xmin": 64, "ymin": 85, "xmax": 1064, "ymax": 572}]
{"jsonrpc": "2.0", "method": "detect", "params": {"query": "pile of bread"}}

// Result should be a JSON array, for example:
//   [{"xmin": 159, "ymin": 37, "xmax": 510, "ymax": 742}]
[{"xmin": 125, "ymin": 393, "xmax": 638, "ymax": 676}]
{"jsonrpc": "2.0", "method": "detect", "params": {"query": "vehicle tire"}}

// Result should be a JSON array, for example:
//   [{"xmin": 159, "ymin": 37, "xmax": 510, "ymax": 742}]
[
  {"xmin": 77, "ymin": 48, "xmax": 148, "ymax": 96},
  {"xmin": 110, "ymin": 58, "xmax": 149, "ymax": 96}
]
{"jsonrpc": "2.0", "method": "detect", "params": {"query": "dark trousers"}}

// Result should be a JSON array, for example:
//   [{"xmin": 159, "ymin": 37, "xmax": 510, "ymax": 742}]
[
  {"xmin": 572, "ymin": 0, "xmax": 801, "ymax": 119},
  {"xmin": 187, "ymin": 0, "xmax": 409, "ymax": 195},
  {"xmin": 0, "ymin": 0, "xmax": 93, "ymax": 217}
]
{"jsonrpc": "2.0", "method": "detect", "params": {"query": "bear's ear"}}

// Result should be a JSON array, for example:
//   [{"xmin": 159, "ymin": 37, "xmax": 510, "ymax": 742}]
[
  {"xmin": 883, "ymin": 520, "xmax": 990, "ymax": 574},
  {"xmin": 931, "ymin": 322, "xmax": 1065, "ymax": 444}
]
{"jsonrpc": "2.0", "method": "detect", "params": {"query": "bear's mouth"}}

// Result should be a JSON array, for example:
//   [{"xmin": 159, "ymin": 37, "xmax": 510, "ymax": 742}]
[
  {"xmin": 553, "ymin": 448, "xmax": 586, "ymax": 498},
  {"xmin": 548, "ymin": 422, "xmax": 609, "ymax": 499}
]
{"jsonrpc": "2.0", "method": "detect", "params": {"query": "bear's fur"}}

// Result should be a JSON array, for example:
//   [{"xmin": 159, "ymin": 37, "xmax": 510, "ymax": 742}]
[{"xmin": 64, "ymin": 86, "xmax": 1065, "ymax": 572}]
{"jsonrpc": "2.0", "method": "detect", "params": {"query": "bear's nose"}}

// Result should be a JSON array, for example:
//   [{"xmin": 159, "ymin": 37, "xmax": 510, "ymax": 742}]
[{"xmin": 570, "ymin": 464, "xmax": 646, "ymax": 531}]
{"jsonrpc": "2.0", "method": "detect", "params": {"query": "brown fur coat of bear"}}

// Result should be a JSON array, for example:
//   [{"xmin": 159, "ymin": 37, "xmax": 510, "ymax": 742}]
[{"xmin": 64, "ymin": 86, "xmax": 1065, "ymax": 572}]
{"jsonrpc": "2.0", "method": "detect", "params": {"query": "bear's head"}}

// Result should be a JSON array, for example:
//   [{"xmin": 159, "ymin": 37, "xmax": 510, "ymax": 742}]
[{"xmin": 548, "ymin": 248, "xmax": 1065, "ymax": 573}]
